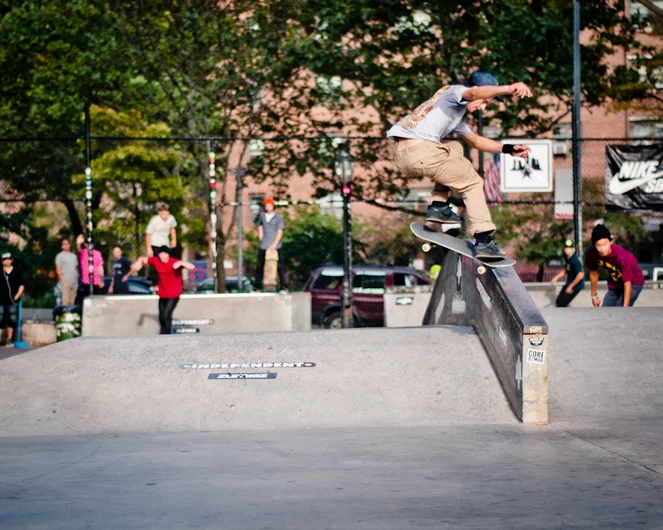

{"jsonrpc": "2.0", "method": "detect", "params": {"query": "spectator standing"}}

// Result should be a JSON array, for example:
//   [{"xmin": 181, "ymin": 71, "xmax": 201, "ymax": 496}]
[
  {"xmin": 255, "ymin": 197, "xmax": 287, "ymax": 291},
  {"xmin": 146, "ymin": 202, "xmax": 177, "ymax": 258},
  {"xmin": 76, "ymin": 234, "xmax": 105, "ymax": 296},
  {"xmin": 128, "ymin": 246, "xmax": 194, "ymax": 334},
  {"xmin": 585, "ymin": 224, "xmax": 645, "ymax": 307},
  {"xmin": 1, "ymin": 252, "xmax": 25, "ymax": 346},
  {"xmin": 55, "ymin": 238, "xmax": 79, "ymax": 306},
  {"xmin": 550, "ymin": 239, "xmax": 585, "ymax": 307},
  {"xmin": 109, "ymin": 246, "xmax": 132, "ymax": 295}
]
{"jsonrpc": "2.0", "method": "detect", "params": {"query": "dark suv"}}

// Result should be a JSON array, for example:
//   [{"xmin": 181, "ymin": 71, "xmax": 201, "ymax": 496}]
[{"xmin": 303, "ymin": 265, "xmax": 431, "ymax": 328}]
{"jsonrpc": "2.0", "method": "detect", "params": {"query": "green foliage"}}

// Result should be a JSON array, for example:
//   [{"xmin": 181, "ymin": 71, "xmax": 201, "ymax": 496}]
[
  {"xmin": 279, "ymin": 206, "xmax": 366, "ymax": 289},
  {"xmin": 492, "ymin": 203, "xmax": 573, "ymax": 280},
  {"xmin": 75, "ymin": 105, "xmax": 199, "ymax": 259}
]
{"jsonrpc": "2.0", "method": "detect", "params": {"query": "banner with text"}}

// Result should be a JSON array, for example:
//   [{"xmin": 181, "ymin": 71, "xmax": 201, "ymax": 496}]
[{"xmin": 606, "ymin": 144, "xmax": 663, "ymax": 210}]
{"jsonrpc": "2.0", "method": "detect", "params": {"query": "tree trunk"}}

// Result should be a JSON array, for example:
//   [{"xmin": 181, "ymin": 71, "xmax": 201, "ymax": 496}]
[
  {"xmin": 62, "ymin": 199, "xmax": 83, "ymax": 236},
  {"xmin": 537, "ymin": 263, "xmax": 545, "ymax": 283}
]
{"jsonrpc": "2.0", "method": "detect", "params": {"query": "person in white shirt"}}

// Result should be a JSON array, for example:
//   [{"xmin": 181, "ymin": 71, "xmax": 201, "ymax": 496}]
[{"xmin": 146, "ymin": 202, "xmax": 178, "ymax": 258}]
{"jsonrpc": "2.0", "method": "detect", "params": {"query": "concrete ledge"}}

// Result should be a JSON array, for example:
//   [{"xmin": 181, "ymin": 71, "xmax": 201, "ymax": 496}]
[
  {"xmin": 384, "ymin": 287, "xmax": 432, "ymax": 328},
  {"xmin": 526, "ymin": 280, "xmax": 663, "ymax": 308},
  {"xmin": 424, "ymin": 252, "xmax": 549, "ymax": 424},
  {"xmin": 21, "ymin": 323, "xmax": 57, "ymax": 345},
  {"xmin": 82, "ymin": 292, "xmax": 311, "ymax": 336}
]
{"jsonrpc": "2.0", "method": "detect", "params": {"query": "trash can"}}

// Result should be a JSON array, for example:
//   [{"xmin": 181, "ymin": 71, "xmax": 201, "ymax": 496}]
[{"xmin": 53, "ymin": 305, "xmax": 82, "ymax": 342}]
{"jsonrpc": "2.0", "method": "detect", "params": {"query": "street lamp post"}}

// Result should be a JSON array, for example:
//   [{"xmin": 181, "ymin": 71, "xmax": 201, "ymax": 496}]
[{"xmin": 335, "ymin": 150, "xmax": 355, "ymax": 329}]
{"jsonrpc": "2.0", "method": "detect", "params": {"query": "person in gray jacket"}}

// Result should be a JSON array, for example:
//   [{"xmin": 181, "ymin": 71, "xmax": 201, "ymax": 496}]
[{"xmin": 254, "ymin": 197, "xmax": 287, "ymax": 291}]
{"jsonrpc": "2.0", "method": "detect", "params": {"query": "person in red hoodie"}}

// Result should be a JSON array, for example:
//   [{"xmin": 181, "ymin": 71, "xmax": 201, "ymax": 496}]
[
  {"xmin": 126, "ymin": 246, "xmax": 195, "ymax": 334},
  {"xmin": 585, "ymin": 224, "xmax": 645, "ymax": 308}
]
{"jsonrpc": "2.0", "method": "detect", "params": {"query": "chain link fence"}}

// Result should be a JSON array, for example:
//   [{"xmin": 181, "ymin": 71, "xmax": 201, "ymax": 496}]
[{"xmin": 2, "ymin": 135, "xmax": 662, "ymax": 305}]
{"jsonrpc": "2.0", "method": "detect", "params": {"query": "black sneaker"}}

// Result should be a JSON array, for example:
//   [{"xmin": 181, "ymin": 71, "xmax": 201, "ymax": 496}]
[
  {"xmin": 473, "ymin": 240, "xmax": 506, "ymax": 259},
  {"xmin": 426, "ymin": 203, "xmax": 463, "ymax": 224}
]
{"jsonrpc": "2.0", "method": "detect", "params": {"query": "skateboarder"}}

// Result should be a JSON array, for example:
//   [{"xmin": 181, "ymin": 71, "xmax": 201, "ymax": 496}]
[
  {"xmin": 585, "ymin": 224, "xmax": 645, "ymax": 307},
  {"xmin": 550, "ymin": 239, "xmax": 585, "ymax": 307},
  {"xmin": 387, "ymin": 71, "xmax": 532, "ymax": 258},
  {"xmin": 255, "ymin": 197, "xmax": 287, "ymax": 291},
  {"xmin": 128, "ymin": 247, "xmax": 195, "ymax": 334}
]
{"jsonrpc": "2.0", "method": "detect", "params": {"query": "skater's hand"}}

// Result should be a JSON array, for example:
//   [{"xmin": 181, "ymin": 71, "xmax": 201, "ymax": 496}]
[
  {"xmin": 565, "ymin": 285, "xmax": 573, "ymax": 295},
  {"xmin": 592, "ymin": 295, "xmax": 601, "ymax": 307},
  {"xmin": 511, "ymin": 145, "xmax": 530, "ymax": 159},
  {"xmin": 505, "ymin": 82, "xmax": 532, "ymax": 98}
]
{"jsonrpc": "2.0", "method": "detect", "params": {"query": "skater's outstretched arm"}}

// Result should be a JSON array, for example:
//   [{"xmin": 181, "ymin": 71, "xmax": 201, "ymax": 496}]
[
  {"xmin": 462, "ymin": 82, "xmax": 532, "ymax": 101},
  {"xmin": 460, "ymin": 131, "xmax": 530, "ymax": 159}
]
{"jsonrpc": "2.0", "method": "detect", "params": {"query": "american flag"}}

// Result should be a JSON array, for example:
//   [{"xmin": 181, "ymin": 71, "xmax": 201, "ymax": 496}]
[{"xmin": 484, "ymin": 153, "xmax": 503, "ymax": 204}]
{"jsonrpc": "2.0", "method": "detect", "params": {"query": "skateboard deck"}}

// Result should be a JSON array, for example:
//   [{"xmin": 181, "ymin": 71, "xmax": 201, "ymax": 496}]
[
  {"xmin": 263, "ymin": 249, "xmax": 279, "ymax": 290},
  {"xmin": 410, "ymin": 222, "xmax": 516, "ymax": 274}
]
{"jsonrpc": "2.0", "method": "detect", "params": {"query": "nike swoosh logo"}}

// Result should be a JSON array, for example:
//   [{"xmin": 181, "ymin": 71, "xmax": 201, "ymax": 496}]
[{"xmin": 608, "ymin": 170, "xmax": 663, "ymax": 195}]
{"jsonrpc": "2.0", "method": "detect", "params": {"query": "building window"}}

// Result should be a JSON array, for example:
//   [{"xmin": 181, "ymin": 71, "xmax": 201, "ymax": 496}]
[{"xmin": 630, "ymin": 119, "xmax": 663, "ymax": 143}]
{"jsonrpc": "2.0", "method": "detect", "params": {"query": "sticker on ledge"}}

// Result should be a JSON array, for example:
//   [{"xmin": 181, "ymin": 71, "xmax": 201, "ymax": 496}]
[
  {"xmin": 209, "ymin": 372, "xmax": 277, "ymax": 380},
  {"xmin": 182, "ymin": 362, "xmax": 316, "ymax": 369},
  {"xmin": 395, "ymin": 297, "xmax": 413, "ymax": 306},
  {"xmin": 173, "ymin": 328, "xmax": 200, "ymax": 334},
  {"xmin": 527, "ymin": 349, "xmax": 545, "ymax": 364},
  {"xmin": 529, "ymin": 337, "xmax": 545, "ymax": 347}
]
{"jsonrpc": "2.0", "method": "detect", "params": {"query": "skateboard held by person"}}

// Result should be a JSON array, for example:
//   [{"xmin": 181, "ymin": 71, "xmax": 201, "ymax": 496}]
[{"xmin": 263, "ymin": 249, "xmax": 279, "ymax": 291}]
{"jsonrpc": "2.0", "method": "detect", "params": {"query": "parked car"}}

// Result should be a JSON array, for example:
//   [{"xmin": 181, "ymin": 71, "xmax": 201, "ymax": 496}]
[
  {"xmin": 102, "ymin": 276, "xmax": 154, "ymax": 295},
  {"xmin": 192, "ymin": 276, "xmax": 254, "ymax": 294},
  {"xmin": 303, "ymin": 265, "xmax": 431, "ymax": 328}
]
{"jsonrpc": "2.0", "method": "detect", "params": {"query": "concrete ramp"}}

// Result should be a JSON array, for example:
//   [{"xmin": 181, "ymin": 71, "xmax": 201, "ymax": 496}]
[{"xmin": 0, "ymin": 327, "xmax": 515, "ymax": 436}]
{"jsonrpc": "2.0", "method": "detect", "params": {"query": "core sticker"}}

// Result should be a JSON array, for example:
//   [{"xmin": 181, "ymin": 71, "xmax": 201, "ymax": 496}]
[{"xmin": 527, "ymin": 349, "xmax": 545, "ymax": 365}]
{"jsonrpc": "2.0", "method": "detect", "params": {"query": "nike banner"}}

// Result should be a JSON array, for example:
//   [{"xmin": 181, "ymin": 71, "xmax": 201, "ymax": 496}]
[{"xmin": 606, "ymin": 144, "xmax": 663, "ymax": 209}]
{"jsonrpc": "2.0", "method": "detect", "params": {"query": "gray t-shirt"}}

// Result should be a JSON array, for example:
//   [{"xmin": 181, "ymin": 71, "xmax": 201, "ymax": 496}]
[
  {"xmin": 55, "ymin": 251, "xmax": 79, "ymax": 284},
  {"xmin": 258, "ymin": 212, "xmax": 285, "ymax": 250},
  {"xmin": 386, "ymin": 85, "xmax": 471, "ymax": 143}
]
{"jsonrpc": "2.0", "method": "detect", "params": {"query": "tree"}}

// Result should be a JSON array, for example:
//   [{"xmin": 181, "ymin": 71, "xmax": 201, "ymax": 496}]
[
  {"xmin": 79, "ymin": 105, "xmax": 198, "ymax": 260},
  {"xmin": 608, "ymin": 1, "xmax": 663, "ymax": 117},
  {"xmin": 0, "ymin": 0, "xmax": 134, "ymax": 231},
  {"xmin": 279, "ymin": 206, "xmax": 367, "ymax": 289},
  {"xmin": 262, "ymin": 0, "xmax": 645, "ymax": 203},
  {"xmin": 105, "ymin": 0, "xmax": 323, "ymax": 290}
]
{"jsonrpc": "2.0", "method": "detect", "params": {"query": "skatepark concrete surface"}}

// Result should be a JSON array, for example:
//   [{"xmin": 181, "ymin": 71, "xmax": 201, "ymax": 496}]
[{"xmin": 2, "ymin": 309, "xmax": 663, "ymax": 529}]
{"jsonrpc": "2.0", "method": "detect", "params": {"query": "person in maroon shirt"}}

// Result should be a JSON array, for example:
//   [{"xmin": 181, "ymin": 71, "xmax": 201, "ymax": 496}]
[
  {"xmin": 585, "ymin": 224, "xmax": 645, "ymax": 308},
  {"xmin": 126, "ymin": 246, "xmax": 195, "ymax": 334}
]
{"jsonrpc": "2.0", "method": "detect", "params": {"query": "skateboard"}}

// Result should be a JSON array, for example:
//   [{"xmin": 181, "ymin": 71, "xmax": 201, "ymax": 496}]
[
  {"xmin": 410, "ymin": 222, "xmax": 516, "ymax": 275},
  {"xmin": 263, "ymin": 248, "xmax": 279, "ymax": 291}
]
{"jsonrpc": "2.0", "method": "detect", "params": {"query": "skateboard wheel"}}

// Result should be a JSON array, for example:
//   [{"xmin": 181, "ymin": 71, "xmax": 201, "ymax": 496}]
[
  {"xmin": 422, "ymin": 243, "xmax": 432, "ymax": 253},
  {"xmin": 477, "ymin": 265, "xmax": 486, "ymax": 275}
]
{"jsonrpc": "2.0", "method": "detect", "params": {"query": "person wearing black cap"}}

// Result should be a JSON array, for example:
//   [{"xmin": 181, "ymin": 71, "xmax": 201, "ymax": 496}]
[
  {"xmin": 127, "ymin": 246, "xmax": 195, "ymax": 334},
  {"xmin": 1, "ymin": 252, "xmax": 24, "ymax": 346},
  {"xmin": 585, "ymin": 224, "xmax": 645, "ymax": 307},
  {"xmin": 387, "ymin": 71, "xmax": 533, "ymax": 258},
  {"xmin": 550, "ymin": 239, "xmax": 585, "ymax": 307}
]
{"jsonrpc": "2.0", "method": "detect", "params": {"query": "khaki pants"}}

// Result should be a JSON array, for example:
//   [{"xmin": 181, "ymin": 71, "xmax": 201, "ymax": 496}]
[
  {"xmin": 393, "ymin": 140, "xmax": 496, "ymax": 235},
  {"xmin": 61, "ymin": 281, "xmax": 78, "ymax": 306}
]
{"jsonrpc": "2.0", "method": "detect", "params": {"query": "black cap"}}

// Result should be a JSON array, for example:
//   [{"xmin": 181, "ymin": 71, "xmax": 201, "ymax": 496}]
[
  {"xmin": 157, "ymin": 246, "xmax": 171, "ymax": 255},
  {"xmin": 591, "ymin": 224, "xmax": 612, "ymax": 245}
]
